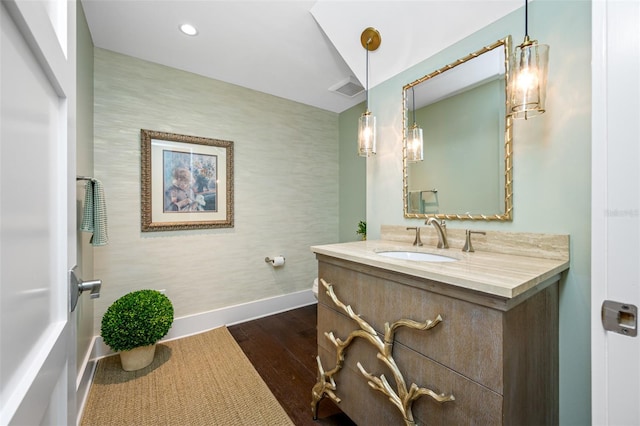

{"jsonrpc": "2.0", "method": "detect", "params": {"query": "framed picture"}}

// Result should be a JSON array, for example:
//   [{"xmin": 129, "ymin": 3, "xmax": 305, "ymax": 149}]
[{"xmin": 141, "ymin": 129, "xmax": 234, "ymax": 231}]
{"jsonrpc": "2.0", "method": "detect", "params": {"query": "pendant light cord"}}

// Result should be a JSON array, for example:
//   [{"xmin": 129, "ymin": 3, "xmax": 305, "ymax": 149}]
[
  {"xmin": 365, "ymin": 39, "xmax": 370, "ymax": 110},
  {"xmin": 524, "ymin": 0, "xmax": 529, "ymax": 38}
]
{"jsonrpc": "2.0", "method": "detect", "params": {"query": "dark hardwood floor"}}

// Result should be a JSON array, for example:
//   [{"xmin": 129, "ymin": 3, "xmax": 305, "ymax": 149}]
[{"xmin": 228, "ymin": 304, "xmax": 356, "ymax": 426}]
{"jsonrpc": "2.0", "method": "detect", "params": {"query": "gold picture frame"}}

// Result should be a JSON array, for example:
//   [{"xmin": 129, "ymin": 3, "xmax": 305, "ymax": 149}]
[{"xmin": 141, "ymin": 129, "xmax": 234, "ymax": 231}]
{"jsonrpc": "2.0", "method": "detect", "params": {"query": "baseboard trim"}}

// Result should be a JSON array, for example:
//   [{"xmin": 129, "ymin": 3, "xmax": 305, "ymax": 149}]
[
  {"xmin": 89, "ymin": 288, "xmax": 316, "ymax": 360},
  {"xmin": 76, "ymin": 349, "xmax": 97, "ymax": 426}
]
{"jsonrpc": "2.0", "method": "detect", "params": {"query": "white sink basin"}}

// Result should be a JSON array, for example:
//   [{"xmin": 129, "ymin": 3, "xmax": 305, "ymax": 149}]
[{"xmin": 376, "ymin": 251, "xmax": 457, "ymax": 262}]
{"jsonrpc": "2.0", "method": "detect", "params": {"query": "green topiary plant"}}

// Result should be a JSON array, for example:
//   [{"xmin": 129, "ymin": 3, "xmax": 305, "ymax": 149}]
[{"xmin": 101, "ymin": 289, "xmax": 174, "ymax": 352}]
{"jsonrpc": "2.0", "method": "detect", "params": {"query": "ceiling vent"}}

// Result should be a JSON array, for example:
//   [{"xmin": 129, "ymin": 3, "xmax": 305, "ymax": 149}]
[{"xmin": 329, "ymin": 76, "xmax": 364, "ymax": 97}]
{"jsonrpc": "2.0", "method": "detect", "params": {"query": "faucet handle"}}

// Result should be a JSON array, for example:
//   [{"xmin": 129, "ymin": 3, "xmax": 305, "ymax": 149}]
[
  {"xmin": 462, "ymin": 230, "xmax": 486, "ymax": 252},
  {"xmin": 406, "ymin": 227, "xmax": 423, "ymax": 246}
]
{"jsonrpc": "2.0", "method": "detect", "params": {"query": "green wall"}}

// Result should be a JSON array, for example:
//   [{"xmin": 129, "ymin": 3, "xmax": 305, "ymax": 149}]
[
  {"xmin": 93, "ymin": 48, "xmax": 339, "ymax": 327},
  {"xmin": 357, "ymin": 1, "xmax": 592, "ymax": 424},
  {"xmin": 339, "ymin": 102, "xmax": 366, "ymax": 242}
]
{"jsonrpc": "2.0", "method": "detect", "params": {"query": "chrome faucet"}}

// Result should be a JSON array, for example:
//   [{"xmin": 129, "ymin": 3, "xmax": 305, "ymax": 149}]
[
  {"xmin": 406, "ymin": 227, "xmax": 423, "ymax": 246},
  {"xmin": 426, "ymin": 218, "xmax": 449, "ymax": 249}
]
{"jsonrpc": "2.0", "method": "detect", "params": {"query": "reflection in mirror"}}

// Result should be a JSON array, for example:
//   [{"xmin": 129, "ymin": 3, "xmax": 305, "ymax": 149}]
[{"xmin": 403, "ymin": 36, "xmax": 512, "ymax": 221}]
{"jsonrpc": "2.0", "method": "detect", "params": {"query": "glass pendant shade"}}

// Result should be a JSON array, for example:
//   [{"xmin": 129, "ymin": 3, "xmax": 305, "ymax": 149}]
[
  {"xmin": 510, "ymin": 39, "xmax": 549, "ymax": 119},
  {"xmin": 358, "ymin": 111, "xmax": 376, "ymax": 157},
  {"xmin": 407, "ymin": 123, "xmax": 423, "ymax": 162}
]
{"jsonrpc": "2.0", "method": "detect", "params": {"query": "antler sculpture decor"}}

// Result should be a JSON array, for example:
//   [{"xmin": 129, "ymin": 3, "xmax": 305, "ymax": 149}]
[{"xmin": 311, "ymin": 279, "xmax": 455, "ymax": 426}]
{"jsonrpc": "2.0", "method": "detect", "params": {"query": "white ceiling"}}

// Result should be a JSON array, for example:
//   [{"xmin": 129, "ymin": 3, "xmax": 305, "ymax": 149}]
[{"xmin": 81, "ymin": 0, "xmax": 523, "ymax": 113}]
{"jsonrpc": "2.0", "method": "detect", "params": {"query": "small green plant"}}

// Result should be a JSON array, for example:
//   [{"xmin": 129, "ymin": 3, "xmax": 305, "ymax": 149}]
[
  {"xmin": 356, "ymin": 220, "xmax": 367, "ymax": 240},
  {"xmin": 101, "ymin": 289, "xmax": 174, "ymax": 352}
]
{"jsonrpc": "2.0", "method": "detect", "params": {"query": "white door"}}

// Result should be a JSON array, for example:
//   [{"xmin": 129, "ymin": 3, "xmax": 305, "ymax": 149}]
[
  {"xmin": 0, "ymin": 0, "xmax": 77, "ymax": 424},
  {"xmin": 592, "ymin": 0, "xmax": 640, "ymax": 424}
]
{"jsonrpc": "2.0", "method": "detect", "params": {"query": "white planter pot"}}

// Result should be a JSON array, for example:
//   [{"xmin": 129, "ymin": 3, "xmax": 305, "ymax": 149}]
[{"xmin": 119, "ymin": 344, "xmax": 156, "ymax": 371}]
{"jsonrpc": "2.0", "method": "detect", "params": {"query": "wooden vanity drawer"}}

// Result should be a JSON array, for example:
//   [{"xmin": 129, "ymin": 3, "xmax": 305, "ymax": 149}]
[
  {"xmin": 318, "ymin": 259, "xmax": 504, "ymax": 393},
  {"xmin": 317, "ymin": 328, "xmax": 503, "ymax": 426}
]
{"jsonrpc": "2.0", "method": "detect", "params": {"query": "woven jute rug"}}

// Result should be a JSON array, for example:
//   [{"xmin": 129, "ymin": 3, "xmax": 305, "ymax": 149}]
[{"xmin": 81, "ymin": 326, "xmax": 294, "ymax": 425}]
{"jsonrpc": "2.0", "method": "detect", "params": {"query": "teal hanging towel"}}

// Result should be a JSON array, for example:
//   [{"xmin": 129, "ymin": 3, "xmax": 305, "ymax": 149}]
[{"xmin": 80, "ymin": 179, "xmax": 109, "ymax": 246}]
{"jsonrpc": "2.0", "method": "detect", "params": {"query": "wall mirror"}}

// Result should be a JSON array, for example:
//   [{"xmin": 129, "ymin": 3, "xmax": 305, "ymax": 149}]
[{"xmin": 403, "ymin": 36, "xmax": 512, "ymax": 221}]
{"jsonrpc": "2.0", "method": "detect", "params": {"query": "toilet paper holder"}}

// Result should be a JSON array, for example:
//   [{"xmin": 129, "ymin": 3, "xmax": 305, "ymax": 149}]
[{"xmin": 265, "ymin": 256, "xmax": 285, "ymax": 264}]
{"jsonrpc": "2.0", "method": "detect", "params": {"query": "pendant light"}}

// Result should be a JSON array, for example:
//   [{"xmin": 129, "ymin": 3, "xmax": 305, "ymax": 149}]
[
  {"xmin": 509, "ymin": 0, "xmax": 550, "ymax": 119},
  {"xmin": 407, "ymin": 86, "xmax": 424, "ymax": 162},
  {"xmin": 358, "ymin": 27, "xmax": 381, "ymax": 157}
]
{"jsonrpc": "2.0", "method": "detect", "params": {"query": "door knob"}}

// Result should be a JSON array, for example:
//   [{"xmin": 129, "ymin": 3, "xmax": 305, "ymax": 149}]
[
  {"xmin": 69, "ymin": 266, "xmax": 102, "ymax": 312},
  {"xmin": 78, "ymin": 279, "xmax": 102, "ymax": 299}
]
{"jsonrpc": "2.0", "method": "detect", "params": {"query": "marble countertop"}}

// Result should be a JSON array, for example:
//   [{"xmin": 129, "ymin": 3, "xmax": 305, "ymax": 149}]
[{"xmin": 311, "ymin": 239, "xmax": 570, "ymax": 299}]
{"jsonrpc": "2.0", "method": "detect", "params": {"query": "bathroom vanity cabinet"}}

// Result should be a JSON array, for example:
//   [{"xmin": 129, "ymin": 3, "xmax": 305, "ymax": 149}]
[{"xmin": 311, "ymin": 237, "xmax": 569, "ymax": 426}]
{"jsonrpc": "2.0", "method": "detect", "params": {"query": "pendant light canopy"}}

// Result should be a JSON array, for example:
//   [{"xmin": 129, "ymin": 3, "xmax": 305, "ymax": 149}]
[
  {"xmin": 509, "ymin": 0, "xmax": 549, "ymax": 119},
  {"xmin": 407, "ymin": 87, "xmax": 424, "ymax": 162},
  {"xmin": 358, "ymin": 27, "xmax": 381, "ymax": 157}
]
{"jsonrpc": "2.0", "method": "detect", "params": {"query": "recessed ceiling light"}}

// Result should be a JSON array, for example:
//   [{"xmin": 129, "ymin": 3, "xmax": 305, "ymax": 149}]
[{"xmin": 179, "ymin": 23, "xmax": 198, "ymax": 36}]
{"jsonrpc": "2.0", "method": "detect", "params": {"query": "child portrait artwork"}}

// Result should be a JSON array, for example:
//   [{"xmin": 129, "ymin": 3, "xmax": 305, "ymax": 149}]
[
  {"xmin": 163, "ymin": 150, "xmax": 217, "ymax": 213},
  {"xmin": 141, "ymin": 129, "xmax": 234, "ymax": 231}
]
